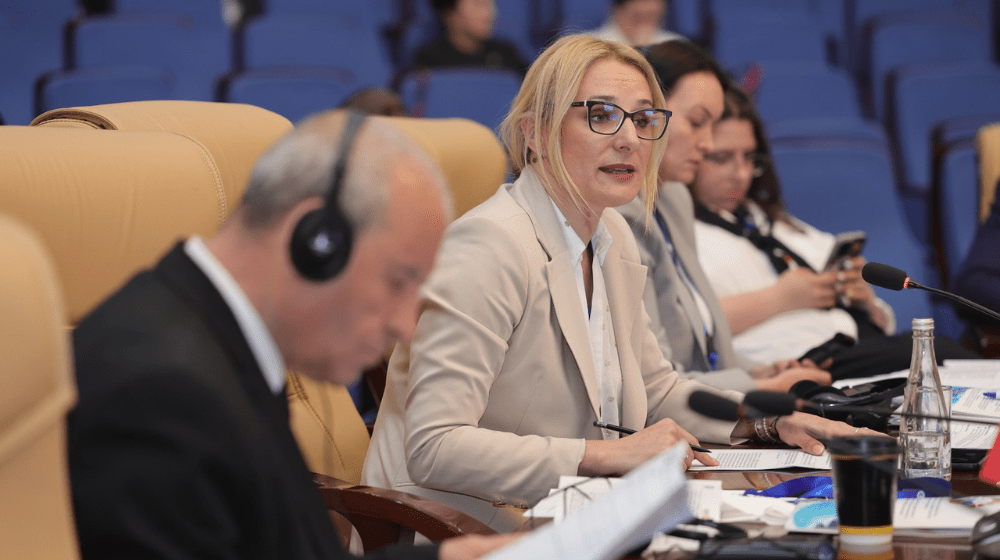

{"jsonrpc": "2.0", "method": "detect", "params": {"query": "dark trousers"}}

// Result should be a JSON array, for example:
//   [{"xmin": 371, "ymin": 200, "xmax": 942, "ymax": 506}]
[{"xmin": 829, "ymin": 333, "xmax": 979, "ymax": 381}]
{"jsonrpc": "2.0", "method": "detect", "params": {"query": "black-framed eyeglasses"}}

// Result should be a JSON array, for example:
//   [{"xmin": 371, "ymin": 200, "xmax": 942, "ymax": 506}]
[
  {"xmin": 570, "ymin": 100, "xmax": 671, "ymax": 140},
  {"xmin": 703, "ymin": 149, "xmax": 768, "ymax": 178}
]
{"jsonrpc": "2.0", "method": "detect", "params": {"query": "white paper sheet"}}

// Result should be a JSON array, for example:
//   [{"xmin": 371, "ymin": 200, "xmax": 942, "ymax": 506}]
[
  {"xmin": 831, "ymin": 360, "xmax": 1000, "ymax": 393},
  {"xmin": 952, "ymin": 422, "xmax": 1000, "ymax": 449},
  {"xmin": 942, "ymin": 359, "xmax": 1000, "ymax": 389},
  {"xmin": 523, "ymin": 477, "xmax": 721, "ymax": 523},
  {"xmin": 485, "ymin": 443, "xmax": 691, "ymax": 560},
  {"xmin": 688, "ymin": 449, "xmax": 831, "ymax": 471}
]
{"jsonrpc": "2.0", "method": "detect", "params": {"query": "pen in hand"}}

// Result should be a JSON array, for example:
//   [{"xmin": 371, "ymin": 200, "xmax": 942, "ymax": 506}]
[{"xmin": 593, "ymin": 421, "xmax": 712, "ymax": 453}]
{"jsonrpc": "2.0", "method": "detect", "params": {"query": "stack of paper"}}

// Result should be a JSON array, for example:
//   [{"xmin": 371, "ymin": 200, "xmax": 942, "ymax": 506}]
[{"xmin": 485, "ymin": 443, "xmax": 691, "ymax": 560}]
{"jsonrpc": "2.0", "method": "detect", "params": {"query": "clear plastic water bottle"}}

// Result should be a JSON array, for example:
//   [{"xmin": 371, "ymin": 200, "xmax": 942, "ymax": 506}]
[{"xmin": 899, "ymin": 318, "xmax": 951, "ymax": 481}]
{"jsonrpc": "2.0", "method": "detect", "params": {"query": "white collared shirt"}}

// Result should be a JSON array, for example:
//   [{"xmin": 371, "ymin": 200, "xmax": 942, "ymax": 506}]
[
  {"xmin": 551, "ymin": 201, "xmax": 623, "ymax": 440},
  {"xmin": 185, "ymin": 236, "xmax": 286, "ymax": 395}
]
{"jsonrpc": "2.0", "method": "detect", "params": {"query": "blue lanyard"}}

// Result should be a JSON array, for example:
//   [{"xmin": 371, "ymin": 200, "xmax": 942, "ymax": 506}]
[
  {"xmin": 653, "ymin": 209, "xmax": 718, "ymax": 370},
  {"xmin": 744, "ymin": 475, "xmax": 952, "ymax": 499}
]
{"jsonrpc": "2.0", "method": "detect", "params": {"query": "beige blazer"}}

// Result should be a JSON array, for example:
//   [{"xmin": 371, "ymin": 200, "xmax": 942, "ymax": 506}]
[
  {"xmin": 362, "ymin": 168, "xmax": 739, "ymax": 532},
  {"xmin": 617, "ymin": 182, "xmax": 758, "ymax": 392}
]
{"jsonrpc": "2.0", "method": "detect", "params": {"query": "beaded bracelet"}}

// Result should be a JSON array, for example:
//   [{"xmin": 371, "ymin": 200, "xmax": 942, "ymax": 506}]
[
  {"xmin": 767, "ymin": 416, "xmax": 781, "ymax": 442},
  {"xmin": 753, "ymin": 416, "xmax": 781, "ymax": 443}
]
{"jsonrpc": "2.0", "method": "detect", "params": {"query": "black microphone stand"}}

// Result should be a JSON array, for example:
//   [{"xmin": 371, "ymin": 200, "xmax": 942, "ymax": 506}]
[{"xmin": 905, "ymin": 279, "xmax": 1000, "ymax": 322}]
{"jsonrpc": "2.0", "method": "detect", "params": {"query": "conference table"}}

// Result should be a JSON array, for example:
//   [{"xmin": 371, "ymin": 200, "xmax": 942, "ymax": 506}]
[{"xmin": 663, "ymin": 443, "xmax": 1000, "ymax": 560}]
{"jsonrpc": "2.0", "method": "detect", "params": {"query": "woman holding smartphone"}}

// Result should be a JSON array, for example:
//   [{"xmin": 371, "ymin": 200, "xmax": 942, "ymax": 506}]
[{"xmin": 690, "ymin": 85, "xmax": 974, "ymax": 379}]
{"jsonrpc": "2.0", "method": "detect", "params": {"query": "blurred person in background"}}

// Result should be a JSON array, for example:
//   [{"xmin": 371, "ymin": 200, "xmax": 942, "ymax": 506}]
[
  {"xmin": 617, "ymin": 40, "xmax": 830, "ymax": 393},
  {"xmin": 589, "ymin": 0, "xmax": 686, "ymax": 46},
  {"xmin": 954, "ymin": 183, "xmax": 1000, "ymax": 334},
  {"xmin": 413, "ymin": 0, "xmax": 527, "ymax": 74},
  {"xmin": 340, "ymin": 87, "xmax": 409, "ymax": 117}
]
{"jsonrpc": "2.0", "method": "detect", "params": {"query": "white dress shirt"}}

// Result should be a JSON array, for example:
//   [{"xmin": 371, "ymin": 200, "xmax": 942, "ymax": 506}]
[
  {"xmin": 552, "ymin": 201, "xmax": 623, "ymax": 439},
  {"xmin": 185, "ymin": 236, "xmax": 286, "ymax": 394}
]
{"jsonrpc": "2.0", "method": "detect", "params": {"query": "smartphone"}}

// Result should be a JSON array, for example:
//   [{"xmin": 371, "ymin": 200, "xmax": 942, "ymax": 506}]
[
  {"xmin": 798, "ymin": 332, "xmax": 855, "ymax": 363},
  {"xmin": 823, "ymin": 230, "xmax": 866, "ymax": 271}
]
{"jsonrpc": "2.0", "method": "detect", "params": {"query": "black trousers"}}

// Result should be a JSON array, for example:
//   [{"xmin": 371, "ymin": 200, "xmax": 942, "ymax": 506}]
[{"xmin": 828, "ymin": 333, "xmax": 979, "ymax": 382}]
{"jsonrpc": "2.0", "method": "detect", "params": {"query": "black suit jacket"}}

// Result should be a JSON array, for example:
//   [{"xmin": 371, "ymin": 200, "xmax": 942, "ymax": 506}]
[{"xmin": 69, "ymin": 243, "xmax": 437, "ymax": 560}]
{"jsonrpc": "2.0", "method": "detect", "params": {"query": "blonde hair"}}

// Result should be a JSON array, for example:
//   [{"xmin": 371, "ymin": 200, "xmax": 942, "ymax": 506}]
[{"xmin": 499, "ymin": 34, "xmax": 668, "ymax": 219}]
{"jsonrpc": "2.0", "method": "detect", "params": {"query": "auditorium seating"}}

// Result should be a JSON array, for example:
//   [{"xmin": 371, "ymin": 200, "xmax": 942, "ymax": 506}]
[
  {"xmin": 558, "ymin": 0, "xmax": 610, "ymax": 34},
  {"xmin": 398, "ymin": 68, "xmax": 523, "ymax": 134},
  {"xmin": 858, "ymin": 11, "xmax": 991, "ymax": 120},
  {"xmin": 35, "ymin": 66, "xmax": 176, "ymax": 115},
  {"xmin": 220, "ymin": 66, "xmax": 356, "ymax": 124},
  {"xmin": 935, "ymin": 137, "xmax": 979, "ymax": 288},
  {"xmin": 0, "ymin": 0, "xmax": 78, "ymax": 125},
  {"xmin": 843, "ymin": 0, "xmax": 954, "ymax": 75},
  {"xmin": 886, "ymin": 60, "xmax": 1000, "ymax": 243},
  {"xmin": 68, "ymin": 13, "xmax": 220, "ymax": 101},
  {"xmin": 711, "ymin": 12, "xmax": 831, "ymax": 70},
  {"xmin": 238, "ymin": 13, "xmax": 394, "ymax": 90},
  {"xmin": 752, "ymin": 63, "xmax": 865, "ymax": 125}
]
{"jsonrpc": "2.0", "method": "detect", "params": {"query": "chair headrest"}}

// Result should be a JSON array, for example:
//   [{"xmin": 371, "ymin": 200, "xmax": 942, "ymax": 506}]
[
  {"xmin": 32, "ymin": 100, "xmax": 294, "ymax": 213},
  {"xmin": 0, "ymin": 126, "xmax": 226, "ymax": 323},
  {"xmin": 382, "ymin": 116, "xmax": 508, "ymax": 218}
]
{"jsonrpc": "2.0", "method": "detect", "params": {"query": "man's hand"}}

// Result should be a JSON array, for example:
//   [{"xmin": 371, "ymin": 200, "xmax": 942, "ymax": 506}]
[
  {"xmin": 579, "ymin": 418, "xmax": 718, "ymax": 476},
  {"xmin": 439, "ymin": 533, "xmax": 523, "ymax": 560}
]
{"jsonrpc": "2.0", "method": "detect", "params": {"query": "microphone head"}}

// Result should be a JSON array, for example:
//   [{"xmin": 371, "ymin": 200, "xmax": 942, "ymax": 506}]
[
  {"xmin": 861, "ymin": 262, "xmax": 909, "ymax": 291},
  {"xmin": 743, "ymin": 390, "xmax": 799, "ymax": 416},
  {"xmin": 689, "ymin": 391, "xmax": 741, "ymax": 421}
]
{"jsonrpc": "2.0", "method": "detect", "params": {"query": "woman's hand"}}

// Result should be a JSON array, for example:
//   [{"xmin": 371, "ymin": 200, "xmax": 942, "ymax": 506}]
[
  {"xmin": 754, "ymin": 367, "xmax": 832, "ymax": 392},
  {"xmin": 579, "ymin": 418, "xmax": 718, "ymax": 476},
  {"xmin": 836, "ymin": 256, "xmax": 890, "ymax": 329},
  {"xmin": 774, "ymin": 412, "xmax": 887, "ymax": 455},
  {"xmin": 775, "ymin": 268, "xmax": 838, "ymax": 311}
]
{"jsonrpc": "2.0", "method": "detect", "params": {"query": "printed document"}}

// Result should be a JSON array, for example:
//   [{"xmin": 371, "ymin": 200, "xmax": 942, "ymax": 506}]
[{"xmin": 689, "ymin": 449, "xmax": 831, "ymax": 471}]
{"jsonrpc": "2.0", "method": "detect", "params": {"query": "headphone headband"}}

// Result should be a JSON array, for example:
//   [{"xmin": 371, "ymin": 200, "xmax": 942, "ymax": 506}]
[
  {"xmin": 323, "ymin": 110, "xmax": 367, "ymax": 215},
  {"xmin": 289, "ymin": 110, "xmax": 368, "ymax": 282}
]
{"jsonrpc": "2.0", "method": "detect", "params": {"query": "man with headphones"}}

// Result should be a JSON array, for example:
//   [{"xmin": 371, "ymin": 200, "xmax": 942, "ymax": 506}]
[{"xmin": 67, "ymin": 110, "xmax": 515, "ymax": 559}]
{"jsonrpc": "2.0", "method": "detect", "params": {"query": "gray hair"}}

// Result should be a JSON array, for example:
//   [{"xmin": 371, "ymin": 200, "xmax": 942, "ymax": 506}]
[{"xmin": 239, "ymin": 111, "xmax": 451, "ymax": 233}]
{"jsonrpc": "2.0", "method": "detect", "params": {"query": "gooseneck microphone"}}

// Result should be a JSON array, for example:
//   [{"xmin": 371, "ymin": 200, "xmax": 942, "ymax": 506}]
[
  {"xmin": 861, "ymin": 262, "xmax": 1000, "ymax": 322},
  {"xmin": 688, "ymin": 391, "xmax": 770, "ymax": 421},
  {"xmin": 741, "ymin": 390, "xmax": 1000, "ymax": 427}
]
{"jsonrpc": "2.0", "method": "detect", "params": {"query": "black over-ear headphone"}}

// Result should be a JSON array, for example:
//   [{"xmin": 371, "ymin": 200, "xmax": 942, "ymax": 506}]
[{"xmin": 290, "ymin": 110, "xmax": 367, "ymax": 281}]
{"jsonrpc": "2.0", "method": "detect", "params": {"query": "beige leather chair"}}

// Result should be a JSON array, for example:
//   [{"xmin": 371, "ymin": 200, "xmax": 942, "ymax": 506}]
[
  {"xmin": 0, "ymin": 214, "xmax": 78, "ymax": 559},
  {"xmin": 31, "ymin": 100, "xmax": 293, "ymax": 214},
  {"xmin": 389, "ymin": 116, "xmax": 509, "ymax": 218},
  {"xmin": 976, "ymin": 122, "xmax": 1000, "ymax": 222},
  {"xmin": 4, "ymin": 101, "xmax": 293, "ymax": 323}
]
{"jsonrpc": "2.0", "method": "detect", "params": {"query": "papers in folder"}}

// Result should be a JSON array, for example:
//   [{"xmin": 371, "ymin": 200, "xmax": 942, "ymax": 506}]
[{"xmin": 483, "ymin": 443, "xmax": 691, "ymax": 560}]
